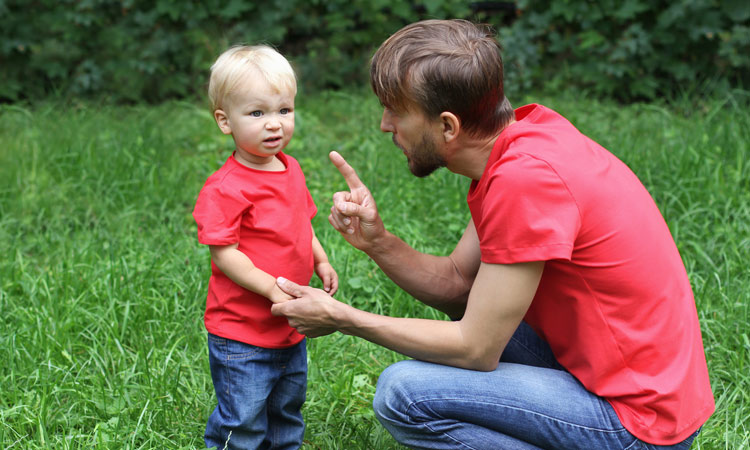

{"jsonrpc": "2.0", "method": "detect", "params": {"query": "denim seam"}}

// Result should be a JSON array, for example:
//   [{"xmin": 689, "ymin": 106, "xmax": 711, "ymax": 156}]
[
  {"xmin": 408, "ymin": 397, "xmax": 628, "ymax": 434},
  {"xmin": 208, "ymin": 334, "xmax": 225, "ymax": 344},
  {"xmin": 208, "ymin": 334, "xmax": 264, "ymax": 361},
  {"xmin": 226, "ymin": 348, "xmax": 263, "ymax": 361},
  {"xmin": 623, "ymin": 437, "xmax": 642, "ymax": 450},
  {"xmin": 422, "ymin": 419, "xmax": 481, "ymax": 450}
]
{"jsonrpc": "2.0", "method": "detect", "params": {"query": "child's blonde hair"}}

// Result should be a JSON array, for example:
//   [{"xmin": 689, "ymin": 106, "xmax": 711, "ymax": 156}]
[{"xmin": 208, "ymin": 45, "xmax": 297, "ymax": 111}]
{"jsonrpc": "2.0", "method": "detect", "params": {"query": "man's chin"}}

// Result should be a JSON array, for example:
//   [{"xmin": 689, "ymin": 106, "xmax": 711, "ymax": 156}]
[{"xmin": 409, "ymin": 162, "xmax": 441, "ymax": 178}]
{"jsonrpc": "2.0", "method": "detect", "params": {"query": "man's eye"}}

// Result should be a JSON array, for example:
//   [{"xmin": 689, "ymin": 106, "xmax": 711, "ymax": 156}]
[
  {"xmin": 280, "ymin": 108, "xmax": 290, "ymax": 114},
  {"xmin": 251, "ymin": 111, "xmax": 263, "ymax": 117}
]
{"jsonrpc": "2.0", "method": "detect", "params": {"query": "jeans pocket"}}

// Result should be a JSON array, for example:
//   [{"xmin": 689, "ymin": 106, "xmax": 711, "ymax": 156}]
[
  {"xmin": 224, "ymin": 340, "xmax": 264, "ymax": 362},
  {"xmin": 208, "ymin": 333, "xmax": 265, "ymax": 362}
]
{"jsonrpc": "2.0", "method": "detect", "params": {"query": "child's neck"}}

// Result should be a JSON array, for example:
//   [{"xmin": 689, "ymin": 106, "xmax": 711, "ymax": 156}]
[{"xmin": 235, "ymin": 153, "xmax": 286, "ymax": 171}]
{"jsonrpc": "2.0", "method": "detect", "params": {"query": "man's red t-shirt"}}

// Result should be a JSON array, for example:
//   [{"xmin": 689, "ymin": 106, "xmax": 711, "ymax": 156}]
[
  {"xmin": 467, "ymin": 104, "xmax": 714, "ymax": 444},
  {"xmin": 193, "ymin": 152, "xmax": 316, "ymax": 348}
]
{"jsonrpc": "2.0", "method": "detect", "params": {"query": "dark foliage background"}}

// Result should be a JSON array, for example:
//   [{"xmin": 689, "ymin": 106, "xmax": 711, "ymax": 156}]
[{"xmin": 1, "ymin": 0, "xmax": 748, "ymax": 103}]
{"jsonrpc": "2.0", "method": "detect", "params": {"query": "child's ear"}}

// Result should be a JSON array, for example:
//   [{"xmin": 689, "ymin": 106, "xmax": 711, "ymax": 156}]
[{"xmin": 214, "ymin": 109, "xmax": 232, "ymax": 135}]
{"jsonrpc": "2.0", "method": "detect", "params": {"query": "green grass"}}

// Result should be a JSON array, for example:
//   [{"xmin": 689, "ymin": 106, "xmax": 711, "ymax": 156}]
[{"xmin": 0, "ymin": 89, "xmax": 748, "ymax": 449}]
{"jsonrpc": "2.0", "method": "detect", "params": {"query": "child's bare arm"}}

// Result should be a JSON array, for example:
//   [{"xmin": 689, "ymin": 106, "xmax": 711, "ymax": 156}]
[
  {"xmin": 209, "ymin": 243, "xmax": 293, "ymax": 303},
  {"xmin": 312, "ymin": 226, "xmax": 338, "ymax": 295}
]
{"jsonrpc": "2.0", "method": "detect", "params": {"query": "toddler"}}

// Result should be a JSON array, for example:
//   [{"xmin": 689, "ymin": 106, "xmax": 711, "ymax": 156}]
[{"xmin": 193, "ymin": 45, "xmax": 338, "ymax": 450}]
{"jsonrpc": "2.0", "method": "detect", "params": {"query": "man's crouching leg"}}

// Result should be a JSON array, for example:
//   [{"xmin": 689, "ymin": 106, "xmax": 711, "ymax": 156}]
[{"xmin": 372, "ymin": 360, "xmax": 542, "ymax": 450}]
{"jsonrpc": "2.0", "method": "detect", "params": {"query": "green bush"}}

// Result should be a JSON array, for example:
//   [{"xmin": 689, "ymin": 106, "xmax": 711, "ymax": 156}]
[
  {"xmin": 1, "ymin": 0, "xmax": 747, "ymax": 103},
  {"xmin": 493, "ymin": 0, "xmax": 750, "ymax": 100},
  {"xmin": 0, "ymin": 0, "xmax": 472, "ymax": 103}
]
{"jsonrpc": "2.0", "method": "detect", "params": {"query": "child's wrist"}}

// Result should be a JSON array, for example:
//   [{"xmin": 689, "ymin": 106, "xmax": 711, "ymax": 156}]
[{"xmin": 268, "ymin": 284, "xmax": 293, "ymax": 303}]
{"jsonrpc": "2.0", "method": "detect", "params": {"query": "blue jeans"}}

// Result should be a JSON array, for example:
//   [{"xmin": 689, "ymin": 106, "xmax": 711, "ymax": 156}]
[
  {"xmin": 373, "ymin": 322, "xmax": 700, "ymax": 450},
  {"xmin": 205, "ymin": 334, "xmax": 307, "ymax": 450}
]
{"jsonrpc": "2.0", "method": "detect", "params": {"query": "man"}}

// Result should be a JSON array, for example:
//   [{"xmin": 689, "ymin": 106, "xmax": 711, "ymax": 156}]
[{"xmin": 272, "ymin": 19, "xmax": 714, "ymax": 449}]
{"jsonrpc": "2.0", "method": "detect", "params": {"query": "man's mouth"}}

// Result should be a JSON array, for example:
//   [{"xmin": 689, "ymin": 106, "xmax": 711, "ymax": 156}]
[
  {"xmin": 264, "ymin": 136, "xmax": 282, "ymax": 145},
  {"xmin": 392, "ymin": 135, "xmax": 406, "ymax": 152}
]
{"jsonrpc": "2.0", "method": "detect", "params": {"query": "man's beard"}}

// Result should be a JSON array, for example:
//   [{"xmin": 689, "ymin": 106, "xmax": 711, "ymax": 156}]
[{"xmin": 394, "ymin": 133, "xmax": 446, "ymax": 178}]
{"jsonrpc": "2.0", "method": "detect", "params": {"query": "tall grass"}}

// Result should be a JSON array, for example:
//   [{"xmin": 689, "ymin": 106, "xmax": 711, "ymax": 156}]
[{"xmin": 0, "ymin": 89, "xmax": 747, "ymax": 449}]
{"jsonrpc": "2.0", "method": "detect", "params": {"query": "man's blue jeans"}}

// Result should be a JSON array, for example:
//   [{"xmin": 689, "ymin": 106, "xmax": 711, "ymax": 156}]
[
  {"xmin": 373, "ymin": 322, "xmax": 700, "ymax": 449},
  {"xmin": 204, "ymin": 334, "xmax": 307, "ymax": 450}
]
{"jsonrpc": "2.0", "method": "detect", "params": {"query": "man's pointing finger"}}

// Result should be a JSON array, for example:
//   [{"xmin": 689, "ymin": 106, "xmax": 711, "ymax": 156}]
[{"xmin": 329, "ymin": 151, "xmax": 365, "ymax": 190}]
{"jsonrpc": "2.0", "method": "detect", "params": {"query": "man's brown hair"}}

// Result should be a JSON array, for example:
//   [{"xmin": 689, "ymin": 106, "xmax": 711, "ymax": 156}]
[{"xmin": 370, "ymin": 19, "xmax": 514, "ymax": 138}]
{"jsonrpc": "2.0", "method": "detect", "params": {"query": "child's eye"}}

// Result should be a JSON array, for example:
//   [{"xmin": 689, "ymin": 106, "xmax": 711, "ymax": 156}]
[
  {"xmin": 280, "ymin": 108, "xmax": 290, "ymax": 115},
  {"xmin": 250, "ymin": 111, "xmax": 263, "ymax": 117}
]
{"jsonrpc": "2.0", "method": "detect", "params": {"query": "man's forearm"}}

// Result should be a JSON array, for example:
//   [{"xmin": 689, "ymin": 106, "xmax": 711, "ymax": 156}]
[
  {"xmin": 335, "ymin": 300, "xmax": 495, "ymax": 369},
  {"xmin": 333, "ymin": 261, "xmax": 541, "ymax": 371},
  {"xmin": 273, "ymin": 261, "xmax": 540, "ymax": 371},
  {"xmin": 363, "ymin": 230, "xmax": 471, "ymax": 318}
]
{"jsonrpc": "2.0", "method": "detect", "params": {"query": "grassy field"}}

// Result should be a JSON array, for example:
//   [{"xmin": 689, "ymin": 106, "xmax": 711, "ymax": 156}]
[{"xmin": 0, "ymin": 89, "xmax": 748, "ymax": 449}]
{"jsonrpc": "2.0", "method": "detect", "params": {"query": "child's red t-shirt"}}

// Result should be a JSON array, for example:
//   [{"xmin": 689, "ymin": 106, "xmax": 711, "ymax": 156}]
[
  {"xmin": 467, "ymin": 104, "xmax": 714, "ymax": 445},
  {"xmin": 193, "ymin": 152, "xmax": 316, "ymax": 348}
]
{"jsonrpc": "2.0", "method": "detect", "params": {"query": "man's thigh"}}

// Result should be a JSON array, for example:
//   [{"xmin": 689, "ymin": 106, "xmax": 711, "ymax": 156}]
[{"xmin": 373, "ymin": 359, "xmax": 634, "ymax": 449}]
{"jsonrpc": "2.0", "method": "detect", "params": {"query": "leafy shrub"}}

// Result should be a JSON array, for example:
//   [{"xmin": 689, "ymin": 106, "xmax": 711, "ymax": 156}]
[
  {"xmin": 491, "ymin": 0, "xmax": 750, "ymax": 101},
  {"xmin": 1, "ymin": 0, "xmax": 747, "ymax": 103},
  {"xmin": 0, "ymin": 0, "xmax": 472, "ymax": 103}
]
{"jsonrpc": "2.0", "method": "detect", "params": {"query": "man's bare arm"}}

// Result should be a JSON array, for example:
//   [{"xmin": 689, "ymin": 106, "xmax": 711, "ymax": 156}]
[
  {"xmin": 327, "ymin": 151, "xmax": 481, "ymax": 318},
  {"xmin": 272, "ymin": 261, "xmax": 544, "ymax": 371},
  {"xmin": 362, "ymin": 220, "xmax": 481, "ymax": 319}
]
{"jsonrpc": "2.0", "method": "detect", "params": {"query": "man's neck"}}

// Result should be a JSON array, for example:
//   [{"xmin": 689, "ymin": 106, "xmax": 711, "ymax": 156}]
[{"xmin": 446, "ymin": 120, "xmax": 514, "ymax": 180}]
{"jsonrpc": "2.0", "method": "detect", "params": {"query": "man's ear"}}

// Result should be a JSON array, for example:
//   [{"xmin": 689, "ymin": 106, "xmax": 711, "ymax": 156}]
[
  {"xmin": 439, "ymin": 112, "xmax": 460, "ymax": 143},
  {"xmin": 214, "ymin": 109, "xmax": 232, "ymax": 135}
]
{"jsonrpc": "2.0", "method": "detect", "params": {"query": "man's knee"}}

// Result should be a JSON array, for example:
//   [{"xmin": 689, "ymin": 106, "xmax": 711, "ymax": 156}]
[{"xmin": 373, "ymin": 360, "xmax": 424, "ymax": 422}]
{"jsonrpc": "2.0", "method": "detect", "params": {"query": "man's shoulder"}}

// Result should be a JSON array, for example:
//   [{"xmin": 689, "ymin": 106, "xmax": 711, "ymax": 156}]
[
  {"xmin": 500, "ymin": 105, "xmax": 585, "ymax": 159},
  {"xmin": 511, "ymin": 104, "xmax": 574, "ymax": 131}
]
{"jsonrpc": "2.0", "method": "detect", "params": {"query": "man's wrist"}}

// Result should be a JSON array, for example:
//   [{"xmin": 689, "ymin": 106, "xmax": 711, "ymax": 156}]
[
  {"xmin": 362, "ymin": 229, "xmax": 395, "ymax": 259},
  {"xmin": 334, "ymin": 301, "xmax": 358, "ymax": 336}
]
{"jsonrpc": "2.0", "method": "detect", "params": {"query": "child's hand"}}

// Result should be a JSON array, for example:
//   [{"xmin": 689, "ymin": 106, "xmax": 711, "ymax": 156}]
[{"xmin": 315, "ymin": 262, "xmax": 338, "ymax": 296}]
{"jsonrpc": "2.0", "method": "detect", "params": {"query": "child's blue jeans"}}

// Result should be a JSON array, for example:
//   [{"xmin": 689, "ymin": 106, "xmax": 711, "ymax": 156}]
[
  {"xmin": 204, "ymin": 334, "xmax": 307, "ymax": 450},
  {"xmin": 373, "ymin": 322, "xmax": 701, "ymax": 449}
]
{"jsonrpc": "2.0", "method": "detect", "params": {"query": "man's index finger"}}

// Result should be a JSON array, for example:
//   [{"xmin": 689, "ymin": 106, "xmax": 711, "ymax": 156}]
[{"xmin": 329, "ymin": 151, "xmax": 364, "ymax": 190}]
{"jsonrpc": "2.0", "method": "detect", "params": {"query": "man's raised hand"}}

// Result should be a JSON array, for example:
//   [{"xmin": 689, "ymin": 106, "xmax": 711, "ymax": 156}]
[{"xmin": 328, "ymin": 151, "xmax": 385, "ymax": 251}]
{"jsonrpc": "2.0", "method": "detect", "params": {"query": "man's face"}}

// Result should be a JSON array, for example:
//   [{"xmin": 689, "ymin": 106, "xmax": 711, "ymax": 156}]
[{"xmin": 380, "ymin": 107, "xmax": 446, "ymax": 178}]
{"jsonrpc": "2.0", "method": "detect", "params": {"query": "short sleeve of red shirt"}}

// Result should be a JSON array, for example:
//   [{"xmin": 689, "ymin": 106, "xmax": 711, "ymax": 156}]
[
  {"xmin": 194, "ymin": 178, "xmax": 251, "ymax": 246},
  {"xmin": 473, "ymin": 151, "xmax": 581, "ymax": 264}
]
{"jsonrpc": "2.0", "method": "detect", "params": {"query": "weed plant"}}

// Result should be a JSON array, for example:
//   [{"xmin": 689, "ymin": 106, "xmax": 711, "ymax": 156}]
[{"xmin": 0, "ymin": 90, "xmax": 747, "ymax": 448}]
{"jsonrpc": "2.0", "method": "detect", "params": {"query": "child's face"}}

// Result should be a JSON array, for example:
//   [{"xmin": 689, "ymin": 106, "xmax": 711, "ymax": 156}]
[{"xmin": 214, "ymin": 76, "xmax": 295, "ymax": 167}]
